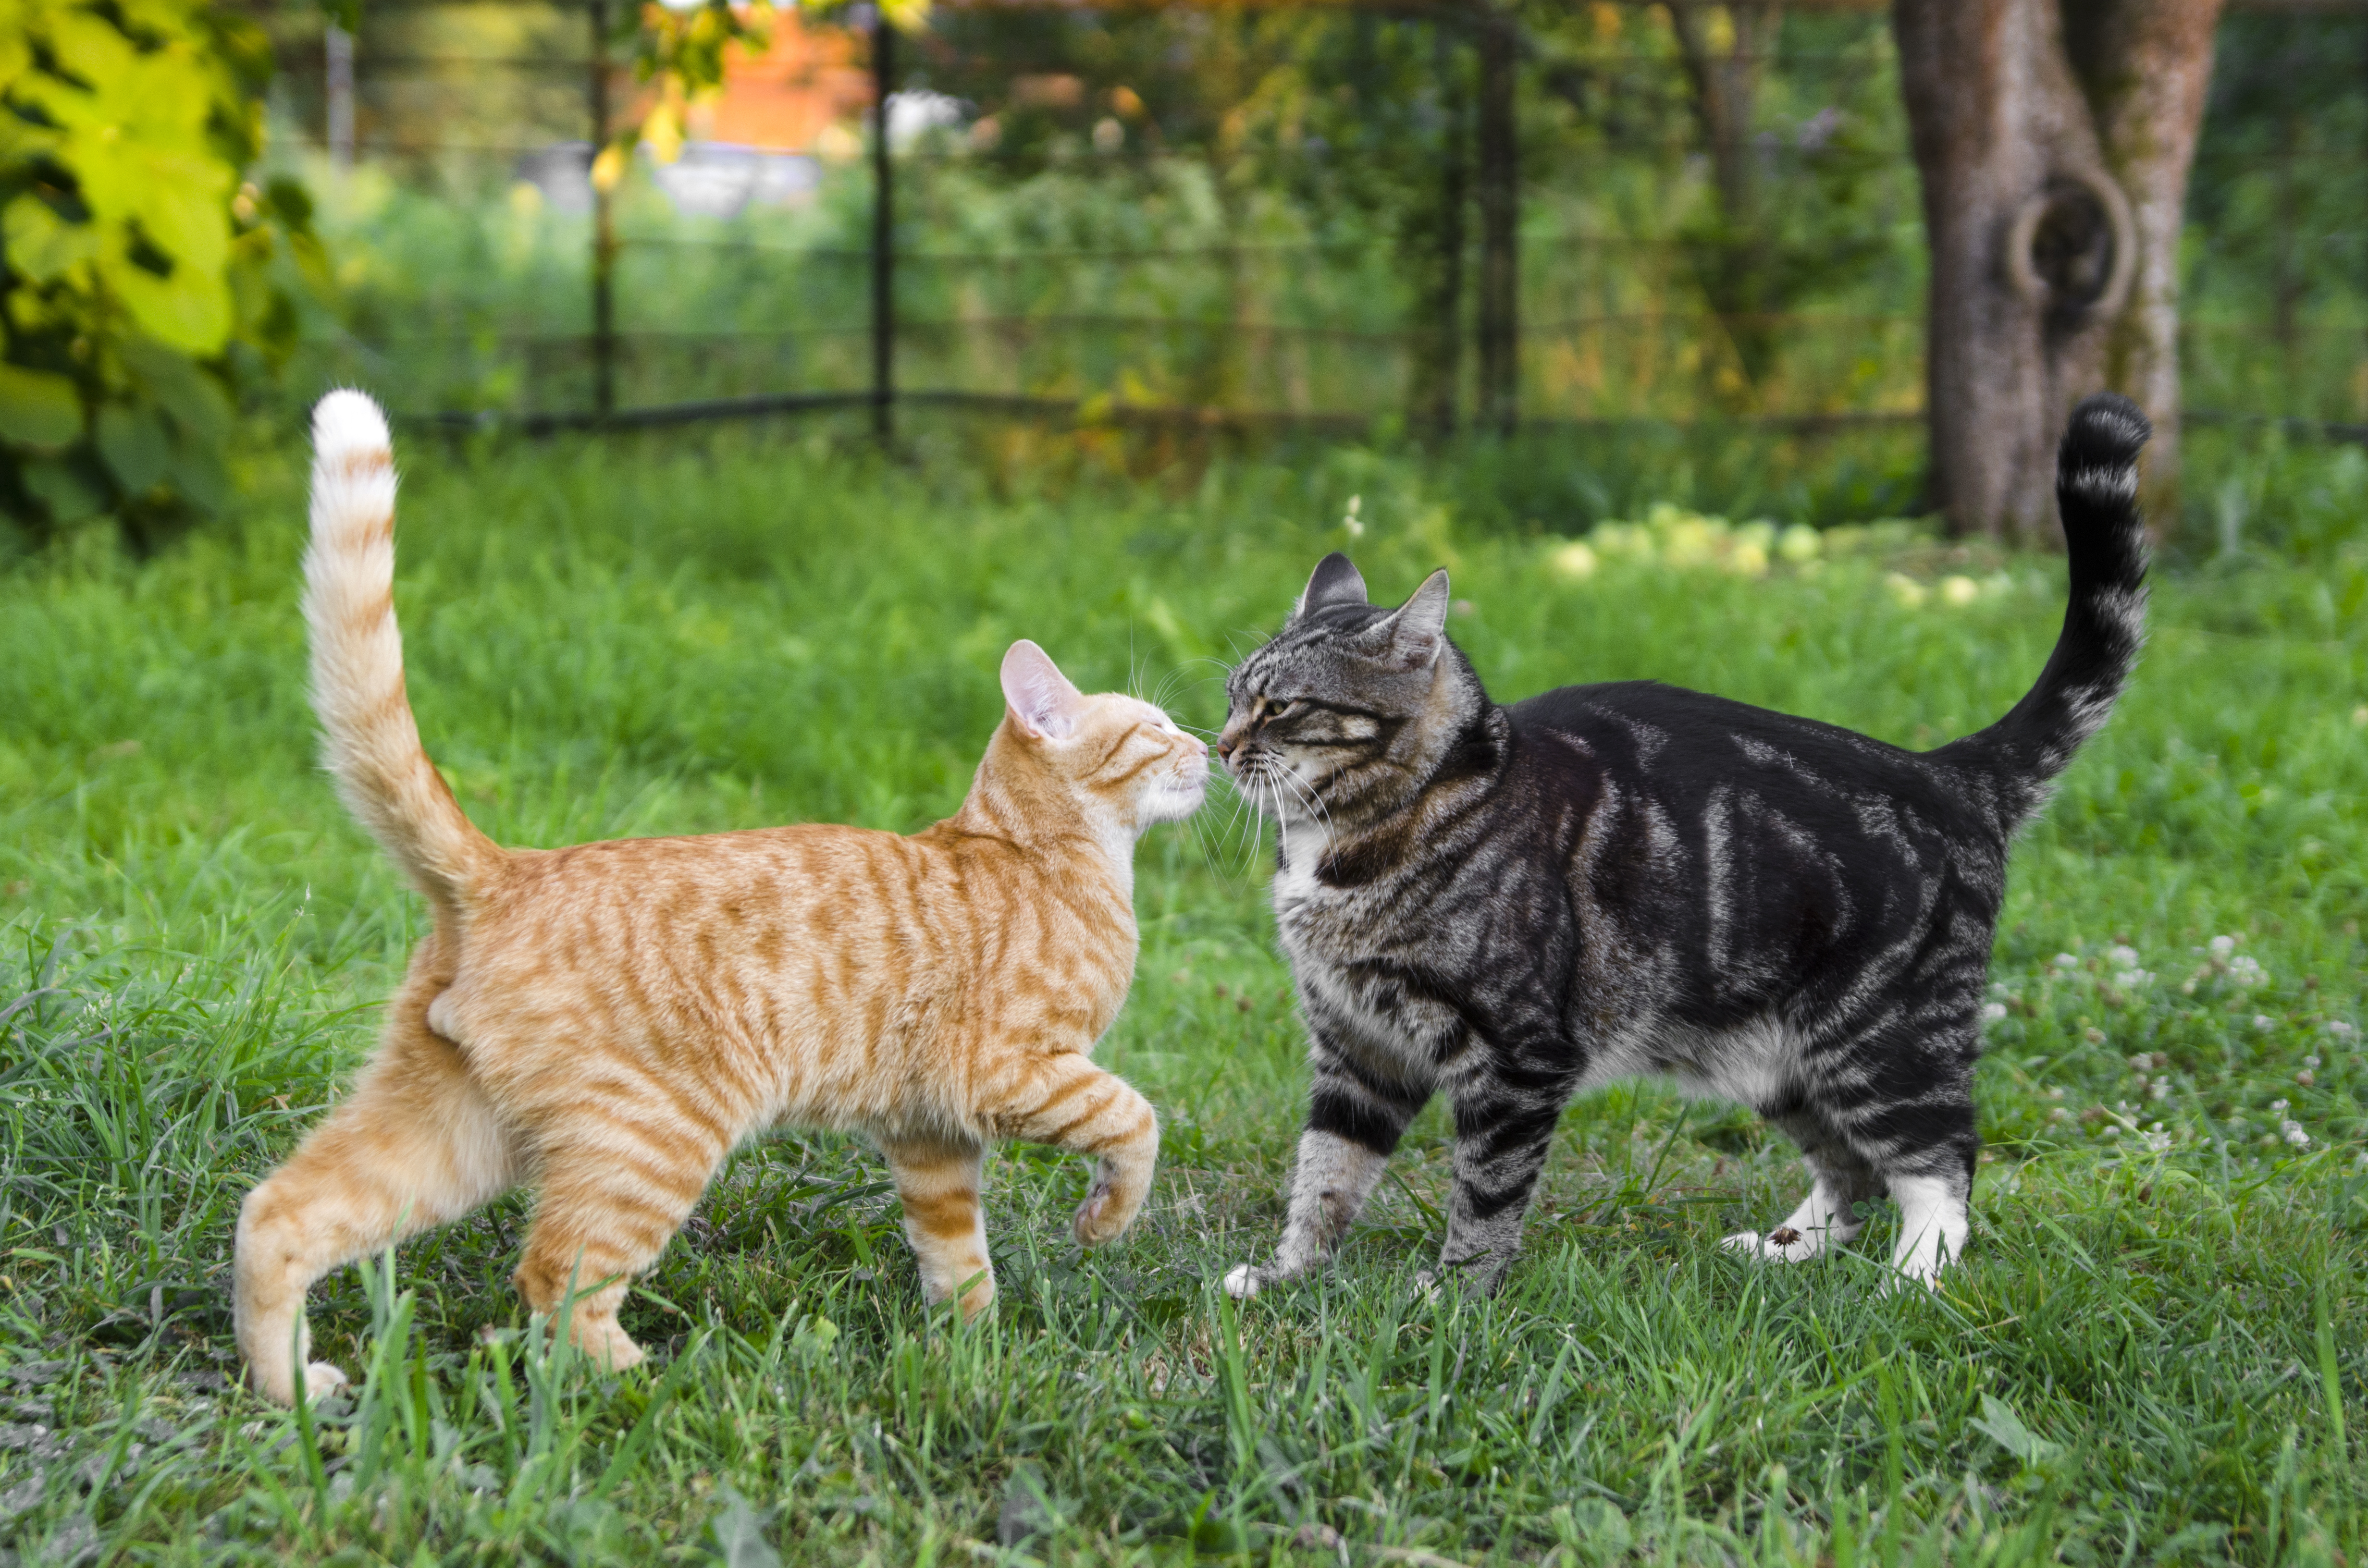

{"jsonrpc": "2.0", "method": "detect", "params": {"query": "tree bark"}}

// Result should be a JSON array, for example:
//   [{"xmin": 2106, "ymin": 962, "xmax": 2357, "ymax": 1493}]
[{"xmin": 1894, "ymin": 0, "xmax": 2221, "ymax": 543}]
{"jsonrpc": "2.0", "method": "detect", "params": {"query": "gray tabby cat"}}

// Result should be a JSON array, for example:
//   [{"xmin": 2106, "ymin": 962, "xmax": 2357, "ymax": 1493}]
[{"xmin": 1217, "ymin": 396, "xmax": 2150, "ymax": 1298}]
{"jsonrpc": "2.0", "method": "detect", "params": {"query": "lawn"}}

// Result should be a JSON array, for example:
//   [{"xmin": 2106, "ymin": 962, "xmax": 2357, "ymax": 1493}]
[{"xmin": 1, "ymin": 421, "xmax": 2363, "ymax": 1566}]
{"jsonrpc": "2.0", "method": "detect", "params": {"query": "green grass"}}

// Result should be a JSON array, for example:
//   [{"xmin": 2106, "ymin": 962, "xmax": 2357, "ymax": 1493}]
[{"xmin": 1, "ymin": 424, "xmax": 2364, "ymax": 1565}]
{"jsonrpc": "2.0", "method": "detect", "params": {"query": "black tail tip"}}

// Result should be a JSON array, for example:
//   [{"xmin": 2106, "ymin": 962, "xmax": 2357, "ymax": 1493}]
[{"xmin": 2060, "ymin": 392, "xmax": 2152, "ymax": 473}]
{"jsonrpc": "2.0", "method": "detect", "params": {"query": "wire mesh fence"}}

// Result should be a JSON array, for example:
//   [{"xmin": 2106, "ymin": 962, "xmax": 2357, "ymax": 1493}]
[{"xmin": 251, "ymin": 0, "xmax": 2368, "ymax": 446}]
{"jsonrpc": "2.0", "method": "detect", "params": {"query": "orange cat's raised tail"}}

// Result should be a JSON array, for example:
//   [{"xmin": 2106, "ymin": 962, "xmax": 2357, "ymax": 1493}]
[
  {"xmin": 301, "ymin": 391, "xmax": 500, "ymax": 915},
  {"xmin": 236, "ymin": 391, "xmax": 1208, "ymax": 1408}
]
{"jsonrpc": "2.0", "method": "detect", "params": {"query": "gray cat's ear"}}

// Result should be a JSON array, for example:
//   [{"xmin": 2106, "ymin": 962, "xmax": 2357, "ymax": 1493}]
[
  {"xmin": 1293, "ymin": 552, "xmax": 1369, "ymax": 620},
  {"xmin": 1365, "ymin": 568, "xmax": 1451, "ymax": 671},
  {"xmin": 1001, "ymin": 639, "xmax": 1085, "ymax": 740}
]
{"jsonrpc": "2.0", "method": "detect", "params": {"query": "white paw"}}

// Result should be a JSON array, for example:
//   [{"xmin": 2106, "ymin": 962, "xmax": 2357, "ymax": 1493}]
[
  {"xmin": 1221, "ymin": 1264, "xmax": 1260, "ymax": 1300},
  {"xmin": 1721, "ymin": 1225, "xmax": 1823, "ymax": 1263},
  {"xmin": 302, "ymin": 1362, "xmax": 349, "ymax": 1401}
]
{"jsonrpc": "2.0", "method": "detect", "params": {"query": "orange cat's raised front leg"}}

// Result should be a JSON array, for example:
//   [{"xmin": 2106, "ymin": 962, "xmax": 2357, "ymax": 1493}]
[
  {"xmin": 882, "ymin": 1134, "xmax": 994, "ymax": 1318},
  {"xmin": 992, "ymin": 1054, "xmax": 1159, "ymax": 1248}
]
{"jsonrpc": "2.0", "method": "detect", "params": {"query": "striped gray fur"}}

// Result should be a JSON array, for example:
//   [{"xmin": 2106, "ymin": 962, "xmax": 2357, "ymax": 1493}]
[{"xmin": 1218, "ymin": 395, "xmax": 2151, "ymax": 1299}]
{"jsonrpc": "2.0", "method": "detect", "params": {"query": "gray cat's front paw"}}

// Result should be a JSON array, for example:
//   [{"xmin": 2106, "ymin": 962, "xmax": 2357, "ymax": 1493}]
[{"xmin": 1422, "ymin": 1252, "xmax": 1511, "ymax": 1299}]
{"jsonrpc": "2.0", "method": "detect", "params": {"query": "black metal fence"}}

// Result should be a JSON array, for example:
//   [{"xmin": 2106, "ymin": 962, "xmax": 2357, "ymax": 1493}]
[{"xmin": 259, "ymin": 0, "xmax": 2368, "ymax": 446}]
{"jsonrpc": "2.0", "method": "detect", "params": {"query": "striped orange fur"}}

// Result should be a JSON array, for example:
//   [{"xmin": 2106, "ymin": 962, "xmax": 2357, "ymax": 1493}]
[{"xmin": 234, "ymin": 391, "xmax": 1208, "ymax": 1406}]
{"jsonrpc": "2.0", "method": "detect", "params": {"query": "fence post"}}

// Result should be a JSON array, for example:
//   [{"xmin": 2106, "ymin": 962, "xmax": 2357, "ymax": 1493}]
[
  {"xmin": 1413, "ymin": 17, "xmax": 1467, "ymax": 439},
  {"xmin": 872, "ymin": 10, "xmax": 897, "ymax": 443},
  {"xmin": 589, "ymin": 0, "xmax": 617, "ymax": 419},
  {"xmin": 1475, "ymin": 8, "xmax": 1518, "ymax": 435}
]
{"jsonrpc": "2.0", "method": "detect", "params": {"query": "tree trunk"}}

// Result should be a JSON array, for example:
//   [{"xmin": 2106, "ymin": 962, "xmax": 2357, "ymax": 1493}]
[{"xmin": 1893, "ymin": 0, "xmax": 2221, "ymax": 543}]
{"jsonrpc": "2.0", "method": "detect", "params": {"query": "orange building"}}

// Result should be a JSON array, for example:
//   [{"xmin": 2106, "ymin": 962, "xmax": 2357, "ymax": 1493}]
[{"xmin": 683, "ymin": 10, "xmax": 874, "ymax": 152}]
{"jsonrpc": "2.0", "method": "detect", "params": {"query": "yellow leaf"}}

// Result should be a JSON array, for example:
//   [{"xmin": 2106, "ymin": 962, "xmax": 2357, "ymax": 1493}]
[
  {"xmin": 590, "ymin": 145, "xmax": 626, "ymax": 193},
  {"xmin": 642, "ymin": 96, "xmax": 684, "ymax": 166}
]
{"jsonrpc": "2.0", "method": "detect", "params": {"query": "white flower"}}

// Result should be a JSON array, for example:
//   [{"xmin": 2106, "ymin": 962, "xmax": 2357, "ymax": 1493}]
[
  {"xmin": 2303, "ymin": 1054, "xmax": 2321, "ymax": 1070},
  {"xmin": 2108, "ymin": 944, "xmax": 2141, "ymax": 969},
  {"xmin": 2271, "ymin": 1098, "xmax": 2290, "ymax": 1113},
  {"xmin": 2049, "ymin": 1107, "xmax": 2070, "ymax": 1122},
  {"xmin": 2113, "ymin": 968, "xmax": 2156, "ymax": 988},
  {"xmin": 1980, "ymin": 1002, "xmax": 2008, "ymax": 1024},
  {"xmin": 2209, "ymin": 934, "xmax": 2237, "ymax": 958},
  {"xmin": 2149, "ymin": 1079, "xmax": 2171, "ymax": 1101},
  {"xmin": 2254, "ymin": 1015, "xmax": 2275, "ymax": 1032},
  {"xmin": 2143, "ymin": 1129, "xmax": 2173, "ymax": 1153},
  {"xmin": 2326, "ymin": 1020, "xmax": 2357, "ymax": 1039},
  {"xmin": 2053, "ymin": 953, "xmax": 2082, "ymax": 972},
  {"xmin": 2282, "ymin": 1122, "xmax": 2310, "ymax": 1148},
  {"xmin": 2228, "ymin": 956, "xmax": 2267, "ymax": 987}
]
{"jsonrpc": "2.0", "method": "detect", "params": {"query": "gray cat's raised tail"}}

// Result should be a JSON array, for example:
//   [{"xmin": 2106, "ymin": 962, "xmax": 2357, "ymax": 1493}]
[{"xmin": 1934, "ymin": 392, "xmax": 2152, "ymax": 818}]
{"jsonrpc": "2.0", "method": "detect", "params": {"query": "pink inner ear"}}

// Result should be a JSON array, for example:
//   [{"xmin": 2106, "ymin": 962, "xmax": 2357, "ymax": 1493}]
[{"xmin": 1000, "ymin": 640, "xmax": 1084, "ymax": 739}]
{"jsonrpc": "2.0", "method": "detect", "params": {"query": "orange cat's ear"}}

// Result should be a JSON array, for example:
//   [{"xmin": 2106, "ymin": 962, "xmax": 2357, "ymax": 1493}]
[{"xmin": 1000, "ymin": 640, "xmax": 1085, "ymax": 740}]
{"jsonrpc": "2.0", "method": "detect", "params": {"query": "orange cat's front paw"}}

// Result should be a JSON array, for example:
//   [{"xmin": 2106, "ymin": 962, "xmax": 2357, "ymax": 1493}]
[{"xmin": 1073, "ymin": 1181, "xmax": 1137, "ymax": 1246}]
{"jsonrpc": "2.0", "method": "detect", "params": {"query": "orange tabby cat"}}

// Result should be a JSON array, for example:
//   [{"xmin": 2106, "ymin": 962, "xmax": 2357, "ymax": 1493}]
[{"xmin": 234, "ymin": 391, "xmax": 1207, "ymax": 1406}]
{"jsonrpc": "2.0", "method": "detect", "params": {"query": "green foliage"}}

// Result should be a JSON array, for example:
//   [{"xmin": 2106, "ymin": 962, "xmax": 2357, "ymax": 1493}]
[
  {"xmin": 0, "ymin": 428, "xmax": 2363, "ymax": 1562},
  {"xmin": 0, "ymin": 0, "xmax": 323, "ymax": 553}
]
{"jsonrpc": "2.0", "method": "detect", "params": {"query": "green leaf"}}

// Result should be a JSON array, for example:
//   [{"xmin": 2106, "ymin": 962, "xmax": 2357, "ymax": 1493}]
[
  {"xmin": 162, "ymin": 430, "xmax": 226, "ymax": 512},
  {"xmin": 0, "ymin": 198, "xmax": 99, "ymax": 284},
  {"xmin": 121, "ymin": 341, "xmax": 231, "ymax": 447},
  {"xmin": 42, "ymin": 11, "xmax": 137, "ymax": 90},
  {"xmin": 263, "ymin": 176, "xmax": 313, "ymax": 230},
  {"xmin": 1971, "ymin": 1393, "xmax": 2061, "ymax": 1468},
  {"xmin": 95, "ymin": 403, "xmax": 170, "ymax": 494},
  {"xmin": 20, "ymin": 454, "xmax": 108, "ymax": 524},
  {"xmin": 0, "ymin": 364, "xmax": 83, "ymax": 449},
  {"xmin": 102, "ymin": 248, "xmax": 232, "ymax": 356}
]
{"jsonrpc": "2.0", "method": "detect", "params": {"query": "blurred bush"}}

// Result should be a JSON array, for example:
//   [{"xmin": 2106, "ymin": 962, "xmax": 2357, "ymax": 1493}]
[{"xmin": 0, "ymin": 0, "xmax": 325, "ymax": 554}]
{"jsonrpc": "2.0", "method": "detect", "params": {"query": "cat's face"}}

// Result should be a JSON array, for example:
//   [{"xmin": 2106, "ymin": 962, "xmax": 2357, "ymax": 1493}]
[
  {"xmin": 1219, "ymin": 553, "xmax": 1454, "ymax": 823},
  {"xmin": 993, "ymin": 641, "xmax": 1209, "ymax": 840}
]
